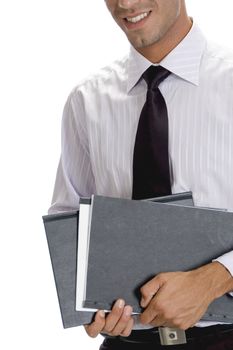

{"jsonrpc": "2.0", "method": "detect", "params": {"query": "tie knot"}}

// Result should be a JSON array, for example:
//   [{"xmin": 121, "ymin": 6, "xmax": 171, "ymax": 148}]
[{"xmin": 142, "ymin": 65, "xmax": 171, "ymax": 90}]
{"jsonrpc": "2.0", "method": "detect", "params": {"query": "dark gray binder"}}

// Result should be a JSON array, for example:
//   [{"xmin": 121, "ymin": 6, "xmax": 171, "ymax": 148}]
[
  {"xmin": 84, "ymin": 195, "xmax": 233, "ymax": 323},
  {"xmin": 43, "ymin": 211, "xmax": 94, "ymax": 328},
  {"xmin": 43, "ymin": 192, "xmax": 193, "ymax": 328}
]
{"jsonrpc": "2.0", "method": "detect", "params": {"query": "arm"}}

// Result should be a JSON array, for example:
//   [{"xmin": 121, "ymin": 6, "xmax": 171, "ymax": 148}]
[
  {"xmin": 48, "ymin": 91, "xmax": 96, "ymax": 213},
  {"xmin": 140, "ymin": 260, "xmax": 233, "ymax": 330},
  {"xmin": 49, "ymin": 92, "xmax": 134, "ymax": 336},
  {"xmin": 214, "ymin": 250, "xmax": 233, "ymax": 296}
]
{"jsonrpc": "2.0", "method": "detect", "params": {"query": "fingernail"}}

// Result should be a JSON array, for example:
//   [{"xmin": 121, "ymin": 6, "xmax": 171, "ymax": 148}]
[
  {"xmin": 124, "ymin": 306, "xmax": 132, "ymax": 317},
  {"xmin": 99, "ymin": 310, "xmax": 105, "ymax": 318},
  {"xmin": 117, "ymin": 299, "xmax": 124, "ymax": 309}
]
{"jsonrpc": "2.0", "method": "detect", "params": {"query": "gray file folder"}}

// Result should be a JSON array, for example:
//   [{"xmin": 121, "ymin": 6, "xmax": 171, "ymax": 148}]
[
  {"xmin": 43, "ymin": 211, "xmax": 94, "ymax": 328},
  {"xmin": 43, "ymin": 192, "xmax": 193, "ymax": 328},
  {"xmin": 84, "ymin": 195, "xmax": 233, "ymax": 323}
]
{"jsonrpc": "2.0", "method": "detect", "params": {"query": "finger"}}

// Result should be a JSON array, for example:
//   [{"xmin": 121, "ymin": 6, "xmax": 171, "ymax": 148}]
[
  {"xmin": 149, "ymin": 314, "xmax": 167, "ymax": 327},
  {"xmin": 120, "ymin": 317, "xmax": 134, "ymax": 337},
  {"xmin": 103, "ymin": 299, "xmax": 125, "ymax": 333},
  {"xmin": 140, "ymin": 275, "xmax": 163, "ymax": 308},
  {"xmin": 140, "ymin": 301, "xmax": 159, "ymax": 325},
  {"xmin": 85, "ymin": 310, "xmax": 106, "ymax": 338},
  {"xmin": 110, "ymin": 305, "xmax": 133, "ymax": 336}
]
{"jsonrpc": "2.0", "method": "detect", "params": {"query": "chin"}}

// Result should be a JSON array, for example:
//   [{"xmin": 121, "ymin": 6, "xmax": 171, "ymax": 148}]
[{"xmin": 129, "ymin": 35, "xmax": 161, "ymax": 49}]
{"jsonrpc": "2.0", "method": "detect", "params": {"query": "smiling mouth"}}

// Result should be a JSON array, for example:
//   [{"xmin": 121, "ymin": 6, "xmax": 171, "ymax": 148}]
[{"xmin": 124, "ymin": 11, "xmax": 151, "ymax": 24}]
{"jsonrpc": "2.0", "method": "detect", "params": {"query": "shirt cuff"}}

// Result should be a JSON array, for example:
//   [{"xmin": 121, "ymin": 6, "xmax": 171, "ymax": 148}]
[{"xmin": 213, "ymin": 251, "xmax": 233, "ymax": 297}]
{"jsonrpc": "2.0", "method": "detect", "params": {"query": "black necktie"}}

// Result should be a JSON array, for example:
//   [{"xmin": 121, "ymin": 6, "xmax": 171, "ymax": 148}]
[{"xmin": 132, "ymin": 65, "xmax": 171, "ymax": 200}]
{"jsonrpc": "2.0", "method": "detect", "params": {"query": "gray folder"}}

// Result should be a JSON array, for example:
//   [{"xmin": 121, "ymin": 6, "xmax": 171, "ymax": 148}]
[
  {"xmin": 84, "ymin": 195, "xmax": 233, "ymax": 323},
  {"xmin": 43, "ymin": 192, "xmax": 193, "ymax": 328},
  {"xmin": 43, "ymin": 211, "xmax": 94, "ymax": 328}
]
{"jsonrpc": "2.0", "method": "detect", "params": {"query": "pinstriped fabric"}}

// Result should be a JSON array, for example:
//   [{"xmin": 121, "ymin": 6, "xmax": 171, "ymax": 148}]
[
  {"xmin": 50, "ymin": 23, "xmax": 233, "ymax": 213},
  {"xmin": 49, "ymin": 23, "xmax": 233, "ymax": 325}
]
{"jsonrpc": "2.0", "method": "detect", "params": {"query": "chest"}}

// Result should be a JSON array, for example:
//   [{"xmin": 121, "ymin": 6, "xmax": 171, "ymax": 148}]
[{"xmin": 84, "ymin": 85, "xmax": 233, "ymax": 207}]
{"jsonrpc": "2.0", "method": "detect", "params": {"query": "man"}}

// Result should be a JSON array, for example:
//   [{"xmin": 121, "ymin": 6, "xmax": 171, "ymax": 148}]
[{"xmin": 49, "ymin": 0, "xmax": 233, "ymax": 348}]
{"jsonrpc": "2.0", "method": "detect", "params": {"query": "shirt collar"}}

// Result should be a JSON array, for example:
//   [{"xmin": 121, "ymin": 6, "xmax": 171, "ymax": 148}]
[{"xmin": 127, "ymin": 22, "xmax": 207, "ymax": 93}]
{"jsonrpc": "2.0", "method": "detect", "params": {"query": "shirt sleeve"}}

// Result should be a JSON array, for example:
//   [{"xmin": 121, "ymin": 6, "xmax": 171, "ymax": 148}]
[
  {"xmin": 48, "ymin": 91, "xmax": 95, "ymax": 214},
  {"xmin": 213, "ymin": 251, "xmax": 233, "ymax": 297}
]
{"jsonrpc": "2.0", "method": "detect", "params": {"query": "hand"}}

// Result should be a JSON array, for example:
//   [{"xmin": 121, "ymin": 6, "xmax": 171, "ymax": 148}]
[
  {"xmin": 140, "ymin": 262, "xmax": 233, "ymax": 330},
  {"xmin": 85, "ymin": 299, "xmax": 134, "ymax": 338}
]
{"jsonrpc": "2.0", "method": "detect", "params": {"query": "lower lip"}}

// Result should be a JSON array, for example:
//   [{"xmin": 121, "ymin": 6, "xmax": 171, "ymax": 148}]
[{"xmin": 123, "ymin": 12, "xmax": 151, "ymax": 30}]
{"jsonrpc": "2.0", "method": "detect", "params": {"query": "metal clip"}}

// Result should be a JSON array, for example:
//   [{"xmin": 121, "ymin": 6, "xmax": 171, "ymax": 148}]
[{"xmin": 159, "ymin": 327, "xmax": 187, "ymax": 346}]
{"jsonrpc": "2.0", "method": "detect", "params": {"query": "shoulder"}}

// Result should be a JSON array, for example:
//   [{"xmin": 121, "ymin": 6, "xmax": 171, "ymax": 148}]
[
  {"xmin": 69, "ymin": 55, "xmax": 128, "ymax": 103},
  {"xmin": 206, "ymin": 40, "xmax": 233, "ymax": 62},
  {"xmin": 198, "ymin": 40, "xmax": 233, "ymax": 95},
  {"xmin": 61, "ymin": 55, "xmax": 129, "ymax": 126},
  {"xmin": 203, "ymin": 40, "xmax": 233, "ymax": 78}
]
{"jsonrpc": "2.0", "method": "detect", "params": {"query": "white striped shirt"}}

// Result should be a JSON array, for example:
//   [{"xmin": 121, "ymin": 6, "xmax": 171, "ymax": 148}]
[{"xmin": 49, "ymin": 23, "xmax": 233, "ymax": 326}]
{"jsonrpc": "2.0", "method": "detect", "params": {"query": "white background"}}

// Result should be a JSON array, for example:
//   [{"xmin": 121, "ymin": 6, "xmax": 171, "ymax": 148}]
[{"xmin": 1, "ymin": 1, "xmax": 233, "ymax": 349}]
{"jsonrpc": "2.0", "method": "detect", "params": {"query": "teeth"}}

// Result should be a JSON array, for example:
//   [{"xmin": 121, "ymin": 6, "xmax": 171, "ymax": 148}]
[{"xmin": 126, "ymin": 12, "xmax": 149, "ymax": 23}]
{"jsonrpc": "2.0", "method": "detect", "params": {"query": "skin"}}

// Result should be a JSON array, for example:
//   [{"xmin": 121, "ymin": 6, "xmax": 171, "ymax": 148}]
[
  {"xmin": 140, "ymin": 262, "xmax": 233, "ymax": 330},
  {"xmin": 85, "ymin": 0, "xmax": 233, "ymax": 338},
  {"xmin": 105, "ymin": 0, "xmax": 192, "ymax": 62},
  {"xmin": 85, "ymin": 299, "xmax": 134, "ymax": 338}
]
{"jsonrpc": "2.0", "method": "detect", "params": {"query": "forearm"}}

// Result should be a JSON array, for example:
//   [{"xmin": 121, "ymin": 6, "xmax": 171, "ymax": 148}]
[
  {"xmin": 201, "ymin": 261, "xmax": 233, "ymax": 300},
  {"xmin": 140, "ymin": 260, "xmax": 233, "ymax": 329},
  {"xmin": 213, "ymin": 250, "xmax": 233, "ymax": 296}
]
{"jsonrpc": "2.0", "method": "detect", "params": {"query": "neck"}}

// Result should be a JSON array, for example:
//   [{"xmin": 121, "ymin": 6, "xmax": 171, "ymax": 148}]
[{"xmin": 137, "ymin": 10, "xmax": 192, "ymax": 63}]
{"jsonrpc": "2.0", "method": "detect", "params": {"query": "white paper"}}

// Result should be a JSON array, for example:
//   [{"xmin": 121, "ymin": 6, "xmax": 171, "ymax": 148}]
[{"xmin": 76, "ymin": 201, "xmax": 97, "ymax": 312}]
